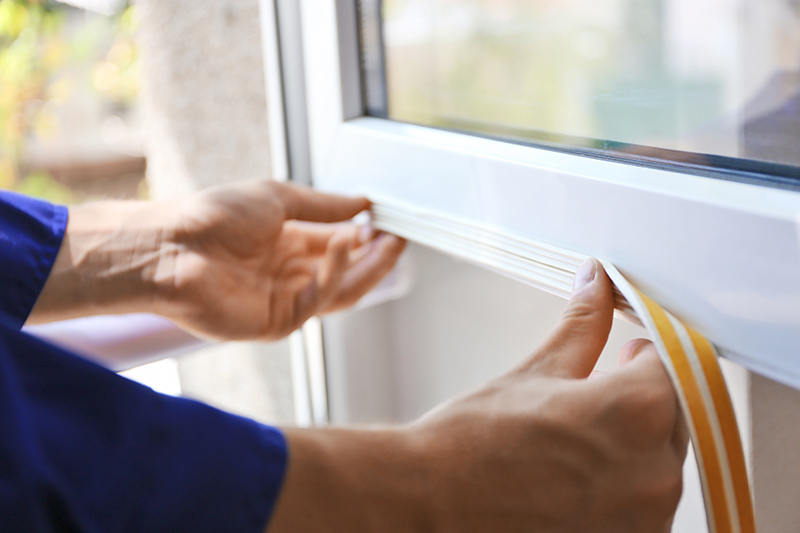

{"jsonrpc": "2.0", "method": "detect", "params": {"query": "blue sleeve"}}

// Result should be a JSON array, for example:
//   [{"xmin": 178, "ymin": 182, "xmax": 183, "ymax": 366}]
[
  {"xmin": 0, "ymin": 320, "xmax": 288, "ymax": 532},
  {"xmin": 0, "ymin": 191, "xmax": 288, "ymax": 531},
  {"xmin": 0, "ymin": 190, "xmax": 68, "ymax": 329}
]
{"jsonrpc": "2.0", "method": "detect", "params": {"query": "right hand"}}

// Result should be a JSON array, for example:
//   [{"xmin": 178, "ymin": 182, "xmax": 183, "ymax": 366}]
[
  {"xmin": 409, "ymin": 258, "xmax": 687, "ymax": 532},
  {"xmin": 270, "ymin": 259, "xmax": 687, "ymax": 533}
]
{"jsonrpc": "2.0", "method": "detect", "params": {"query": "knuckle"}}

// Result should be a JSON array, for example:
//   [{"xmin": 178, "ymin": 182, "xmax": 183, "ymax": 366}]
[
  {"xmin": 639, "ymin": 380, "xmax": 676, "ymax": 416},
  {"xmin": 556, "ymin": 299, "xmax": 612, "ymax": 345},
  {"xmin": 606, "ymin": 381, "xmax": 679, "ymax": 448},
  {"xmin": 560, "ymin": 298, "xmax": 600, "ymax": 323}
]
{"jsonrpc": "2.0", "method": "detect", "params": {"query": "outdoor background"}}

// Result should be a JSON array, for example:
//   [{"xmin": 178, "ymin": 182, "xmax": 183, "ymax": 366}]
[{"xmin": 0, "ymin": 0, "xmax": 295, "ymax": 426}]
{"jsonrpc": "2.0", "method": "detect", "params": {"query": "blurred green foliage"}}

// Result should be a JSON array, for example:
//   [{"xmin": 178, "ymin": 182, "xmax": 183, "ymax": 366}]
[
  {"xmin": 0, "ymin": 0, "xmax": 139, "ymax": 203},
  {"xmin": 382, "ymin": 0, "xmax": 722, "ymax": 152}
]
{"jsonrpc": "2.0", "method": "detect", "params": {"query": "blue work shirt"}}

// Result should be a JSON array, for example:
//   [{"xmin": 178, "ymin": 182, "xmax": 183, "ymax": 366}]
[{"xmin": 0, "ymin": 191, "xmax": 287, "ymax": 532}]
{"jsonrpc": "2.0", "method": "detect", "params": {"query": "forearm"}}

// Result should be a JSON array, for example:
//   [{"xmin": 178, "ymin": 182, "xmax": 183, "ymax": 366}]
[
  {"xmin": 28, "ymin": 200, "xmax": 177, "ymax": 324},
  {"xmin": 22, "ymin": 180, "xmax": 402, "ymax": 341},
  {"xmin": 268, "ymin": 427, "xmax": 434, "ymax": 533}
]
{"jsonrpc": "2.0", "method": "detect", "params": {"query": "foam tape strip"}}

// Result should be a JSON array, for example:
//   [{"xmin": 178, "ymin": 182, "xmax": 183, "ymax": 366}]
[{"xmin": 371, "ymin": 200, "xmax": 756, "ymax": 533}]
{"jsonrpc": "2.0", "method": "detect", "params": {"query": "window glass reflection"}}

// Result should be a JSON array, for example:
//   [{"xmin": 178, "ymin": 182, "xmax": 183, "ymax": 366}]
[{"xmin": 378, "ymin": 0, "xmax": 800, "ymax": 171}]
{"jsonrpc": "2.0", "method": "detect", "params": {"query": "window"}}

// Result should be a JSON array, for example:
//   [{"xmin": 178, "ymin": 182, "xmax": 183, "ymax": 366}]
[
  {"xmin": 286, "ymin": 0, "xmax": 800, "ymax": 392},
  {"xmin": 364, "ymin": 0, "xmax": 800, "ymax": 189},
  {"xmin": 263, "ymin": 2, "xmax": 800, "ymax": 529}
]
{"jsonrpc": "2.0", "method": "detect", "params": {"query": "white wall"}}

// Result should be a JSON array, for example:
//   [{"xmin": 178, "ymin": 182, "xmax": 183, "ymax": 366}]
[
  {"xmin": 751, "ymin": 373, "xmax": 800, "ymax": 531},
  {"xmin": 324, "ymin": 243, "xmax": 647, "ymax": 425}
]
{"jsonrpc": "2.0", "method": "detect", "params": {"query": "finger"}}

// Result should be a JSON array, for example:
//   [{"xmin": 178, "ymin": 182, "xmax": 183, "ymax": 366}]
[
  {"xmin": 325, "ymin": 233, "xmax": 406, "ymax": 312},
  {"xmin": 673, "ymin": 407, "xmax": 690, "ymax": 461},
  {"xmin": 604, "ymin": 345, "xmax": 689, "ymax": 457},
  {"xmin": 276, "ymin": 182, "xmax": 370, "ymax": 223},
  {"xmin": 606, "ymin": 345, "xmax": 671, "ymax": 390},
  {"xmin": 284, "ymin": 221, "xmax": 360, "ymax": 255},
  {"xmin": 618, "ymin": 338, "xmax": 652, "ymax": 366},
  {"xmin": 284, "ymin": 222, "xmax": 376, "ymax": 259},
  {"xmin": 346, "ymin": 227, "xmax": 386, "ymax": 264},
  {"xmin": 517, "ymin": 258, "xmax": 615, "ymax": 379},
  {"xmin": 615, "ymin": 344, "xmax": 690, "ymax": 458},
  {"xmin": 315, "ymin": 232, "xmax": 352, "ymax": 302},
  {"xmin": 292, "ymin": 231, "xmax": 352, "ymax": 327}
]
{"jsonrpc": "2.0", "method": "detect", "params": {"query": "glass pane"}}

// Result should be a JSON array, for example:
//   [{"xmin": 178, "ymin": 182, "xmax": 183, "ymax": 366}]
[{"xmin": 368, "ymin": 0, "xmax": 800, "ymax": 181}]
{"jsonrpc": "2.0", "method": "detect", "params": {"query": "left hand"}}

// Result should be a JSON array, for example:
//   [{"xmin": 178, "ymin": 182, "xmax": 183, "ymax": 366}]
[
  {"xmin": 164, "ymin": 180, "xmax": 406, "ymax": 340},
  {"xmin": 31, "ymin": 180, "xmax": 405, "ymax": 342}
]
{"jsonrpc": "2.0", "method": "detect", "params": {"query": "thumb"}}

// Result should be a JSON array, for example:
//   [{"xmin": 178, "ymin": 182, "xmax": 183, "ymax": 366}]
[
  {"xmin": 520, "ymin": 258, "xmax": 615, "ymax": 379},
  {"xmin": 276, "ymin": 182, "xmax": 371, "ymax": 222}
]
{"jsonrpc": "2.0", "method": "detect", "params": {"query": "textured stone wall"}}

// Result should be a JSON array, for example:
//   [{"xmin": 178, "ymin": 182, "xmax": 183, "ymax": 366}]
[
  {"xmin": 138, "ymin": 0, "xmax": 272, "ymax": 198},
  {"xmin": 137, "ymin": 0, "xmax": 294, "ymax": 425}
]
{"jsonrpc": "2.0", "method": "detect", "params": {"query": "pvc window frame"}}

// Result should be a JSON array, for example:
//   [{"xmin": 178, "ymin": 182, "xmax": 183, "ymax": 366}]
[{"xmin": 295, "ymin": 0, "xmax": 800, "ymax": 390}]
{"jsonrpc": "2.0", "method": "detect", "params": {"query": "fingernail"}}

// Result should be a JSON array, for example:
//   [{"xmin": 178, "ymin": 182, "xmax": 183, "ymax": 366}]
[
  {"xmin": 572, "ymin": 259, "xmax": 597, "ymax": 293},
  {"xmin": 619, "ymin": 338, "xmax": 651, "ymax": 365}
]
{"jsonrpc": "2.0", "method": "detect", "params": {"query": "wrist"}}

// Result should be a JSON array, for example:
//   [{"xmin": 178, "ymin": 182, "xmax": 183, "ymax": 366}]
[
  {"xmin": 268, "ymin": 426, "xmax": 435, "ymax": 533},
  {"xmin": 29, "ymin": 200, "xmax": 179, "ymax": 323}
]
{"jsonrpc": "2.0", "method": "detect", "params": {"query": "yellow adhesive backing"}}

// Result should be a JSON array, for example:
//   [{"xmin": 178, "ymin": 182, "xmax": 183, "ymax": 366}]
[{"xmin": 604, "ymin": 264, "xmax": 755, "ymax": 533}]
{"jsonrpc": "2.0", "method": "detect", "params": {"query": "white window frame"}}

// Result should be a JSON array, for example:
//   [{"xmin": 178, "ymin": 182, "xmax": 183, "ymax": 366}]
[{"xmin": 292, "ymin": 0, "xmax": 800, "ymax": 391}]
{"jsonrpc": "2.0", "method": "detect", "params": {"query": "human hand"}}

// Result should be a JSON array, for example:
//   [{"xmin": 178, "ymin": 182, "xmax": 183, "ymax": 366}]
[
  {"xmin": 162, "ymin": 180, "xmax": 405, "ymax": 340},
  {"xmin": 31, "ymin": 180, "xmax": 405, "ymax": 342},
  {"xmin": 406, "ymin": 258, "xmax": 687, "ymax": 531},
  {"xmin": 270, "ymin": 259, "xmax": 687, "ymax": 533}
]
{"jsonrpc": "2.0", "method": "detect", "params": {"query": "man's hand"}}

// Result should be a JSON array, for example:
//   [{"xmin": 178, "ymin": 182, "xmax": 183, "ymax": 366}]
[
  {"xmin": 270, "ymin": 259, "xmax": 687, "ymax": 532},
  {"xmin": 29, "ymin": 180, "xmax": 405, "ymax": 341},
  {"xmin": 164, "ymin": 181, "xmax": 404, "ymax": 340}
]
